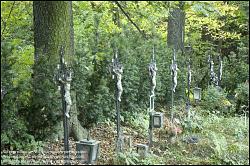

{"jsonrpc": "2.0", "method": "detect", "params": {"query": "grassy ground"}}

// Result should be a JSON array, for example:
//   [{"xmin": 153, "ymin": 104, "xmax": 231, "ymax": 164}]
[
  {"xmin": 1, "ymin": 110, "xmax": 249, "ymax": 165},
  {"xmin": 112, "ymin": 111, "xmax": 249, "ymax": 165}
]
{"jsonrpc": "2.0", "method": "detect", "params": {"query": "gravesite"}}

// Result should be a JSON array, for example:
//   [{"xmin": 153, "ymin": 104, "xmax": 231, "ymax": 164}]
[{"xmin": 1, "ymin": 1, "xmax": 249, "ymax": 165}]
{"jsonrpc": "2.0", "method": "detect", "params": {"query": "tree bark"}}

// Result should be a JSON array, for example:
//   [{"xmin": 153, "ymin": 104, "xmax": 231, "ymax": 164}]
[
  {"xmin": 32, "ymin": 1, "xmax": 86, "ymax": 141},
  {"xmin": 167, "ymin": 2, "xmax": 185, "ymax": 51}
]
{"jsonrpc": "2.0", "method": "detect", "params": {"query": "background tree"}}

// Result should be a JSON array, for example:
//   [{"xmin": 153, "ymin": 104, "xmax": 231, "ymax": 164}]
[{"xmin": 167, "ymin": 1, "xmax": 185, "ymax": 51}]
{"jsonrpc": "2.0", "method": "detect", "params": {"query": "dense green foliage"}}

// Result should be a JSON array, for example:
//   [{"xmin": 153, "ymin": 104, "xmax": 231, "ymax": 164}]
[
  {"xmin": 234, "ymin": 81, "xmax": 249, "ymax": 114},
  {"xmin": 202, "ymin": 85, "xmax": 231, "ymax": 114},
  {"xmin": 1, "ymin": 1, "xmax": 249, "ymax": 164},
  {"xmin": 1, "ymin": 1, "xmax": 34, "ymax": 150}
]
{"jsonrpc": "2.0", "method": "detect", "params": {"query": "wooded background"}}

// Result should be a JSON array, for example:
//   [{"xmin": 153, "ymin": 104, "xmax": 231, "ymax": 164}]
[{"xmin": 1, "ymin": 2, "xmax": 249, "ymax": 164}]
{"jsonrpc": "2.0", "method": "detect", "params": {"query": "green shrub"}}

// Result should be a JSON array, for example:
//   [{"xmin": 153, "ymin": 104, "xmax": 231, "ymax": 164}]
[
  {"xmin": 113, "ymin": 150, "xmax": 164, "ymax": 165},
  {"xmin": 209, "ymin": 131, "xmax": 249, "ymax": 165},
  {"xmin": 201, "ymin": 85, "xmax": 232, "ymax": 114},
  {"xmin": 234, "ymin": 82, "xmax": 249, "ymax": 114},
  {"xmin": 123, "ymin": 111, "xmax": 149, "ymax": 137},
  {"xmin": 113, "ymin": 150, "xmax": 140, "ymax": 165},
  {"xmin": 200, "ymin": 114, "xmax": 249, "ymax": 165},
  {"xmin": 181, "ymin": 107, "xmax": 204, "ymax": 133},
  {"xmin": 1, "ymin": 117, "xmax": 43, "ymax": 151}
]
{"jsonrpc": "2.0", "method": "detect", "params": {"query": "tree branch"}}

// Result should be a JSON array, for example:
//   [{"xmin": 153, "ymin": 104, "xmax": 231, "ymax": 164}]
[
  {"xmin": 1, "ymin": 1, "xmax": 16, "ymax": 39},
  {"xmin": 114, "ymin": 1, "xmax": 148, "ymax": 40}
]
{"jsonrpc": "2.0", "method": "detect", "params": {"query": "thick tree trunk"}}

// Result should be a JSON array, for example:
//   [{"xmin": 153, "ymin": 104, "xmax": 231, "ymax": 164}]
[
  {"xmin": 167, "ymin": 2, "xmax": 185, "ymax": 51},
  {"xmin": 33, "ymin": 1, "xmax": 86, "ymax": 141}
]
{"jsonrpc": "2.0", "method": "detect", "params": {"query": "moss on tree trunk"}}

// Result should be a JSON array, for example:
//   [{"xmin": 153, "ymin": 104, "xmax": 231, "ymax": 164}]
[{"xmin": 32, "ymin": 1, "xmax": 86, "ymax": 141}]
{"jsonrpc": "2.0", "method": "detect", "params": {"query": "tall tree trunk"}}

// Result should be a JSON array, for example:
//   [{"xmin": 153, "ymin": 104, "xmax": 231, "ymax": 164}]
[
  {"xmin": 167, "ymin": 2, "xmax": 186, "ymax": 104},
  {"xmin": 32, "ymin": 1, "xmax": 86, "ymax": 141},
  {"xmin": 167, "ymin": 2, "xmax": 185, "ymax": 51}
]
